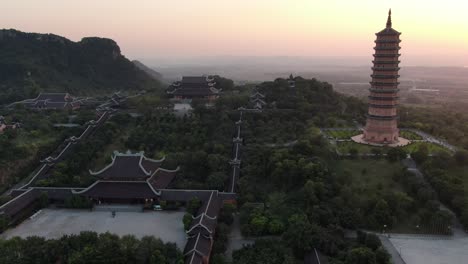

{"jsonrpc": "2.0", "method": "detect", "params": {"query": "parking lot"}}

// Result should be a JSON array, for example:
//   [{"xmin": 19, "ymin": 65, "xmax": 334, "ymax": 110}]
[{"xmin": 1, "ymin": 208, "xmax": 187, "ymax": 249}]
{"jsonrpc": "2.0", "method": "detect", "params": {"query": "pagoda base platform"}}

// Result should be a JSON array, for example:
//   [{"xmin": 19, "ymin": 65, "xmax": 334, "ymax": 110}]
[{"xmin": 351, "ymin": 134, "xmax": 411, "ymax": 147}]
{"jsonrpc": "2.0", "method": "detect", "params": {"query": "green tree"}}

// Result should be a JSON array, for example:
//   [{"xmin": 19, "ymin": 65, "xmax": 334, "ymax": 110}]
[
  {"xmin": 364, "ymin": 233, "xmax": 381, "ymax": 251},
  {"xmin": 412, "ymin": 144, "xmax": 429, "ymax": 164},
  {"xmin": 373, "ymin": 199, "xmax": 392, "ymax": 228},
  {"xmin": 375, "ymin": 247, "xmax": 391, "ymax": 264},
  {"xmin": 0, "ymin": 215, "xmax": 10, "ymax": 233},
  {"xmin": 207, "ymin": 172, "xmax": 227, "ymax": 191},
  {"xmin": 186, "ymin": 197, "xmax": 202, "ymax": 215},
  {"xmin": 232, "ymin": 239, "xmax": 295, "ymax": 264},
  {"xmin": 387, "ymin": 148, "xmax": 406, "ymax": 162},
  {"xmin": 349, "ymin": 148, "xmax": 359, "ymax": 159},
  {"xmin": 346, "ymin": 247, "xmax": 376, "ymax": 264},
  {"xmin": 268, "ymin": 218, "xmax": 285, "ymax": 235},
  {"xmin": 283, "ymin": 214, "xmax": 318, "ymax": 256},
  {"xmin": 250, "ymin": 215, "xmax": 268, "ymax": 236},
  {"xmin": 183, "ymin": 213, "xmax": 193, "ymax": 230}
]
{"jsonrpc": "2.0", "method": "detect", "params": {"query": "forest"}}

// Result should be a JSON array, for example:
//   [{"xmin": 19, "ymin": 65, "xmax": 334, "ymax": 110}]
[
  {"xmin": 1, "ymin": 75, "xmax": 467, "ymax": 264},
  {"xmin": 0, "ymin": 232, "xmax": 182, "ymax": 264}
]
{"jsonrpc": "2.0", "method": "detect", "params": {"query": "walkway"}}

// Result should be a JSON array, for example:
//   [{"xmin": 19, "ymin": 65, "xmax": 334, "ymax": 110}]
[
  {"xmin": 405, "ymin": 129, "xmax": 456, "ymax": 152},
  {"xmin": 379, "ymin": 235, "xmax": 406, "ymax": 264},
  {"xmin": 224, "ymin": 214, "xmax": 254, "ymax": 261}
]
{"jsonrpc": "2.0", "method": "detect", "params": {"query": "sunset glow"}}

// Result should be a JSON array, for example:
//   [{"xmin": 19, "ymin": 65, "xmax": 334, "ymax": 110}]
[{"xmin": 2, "ymin": 0, "xmax": 468, "ymax": 65}]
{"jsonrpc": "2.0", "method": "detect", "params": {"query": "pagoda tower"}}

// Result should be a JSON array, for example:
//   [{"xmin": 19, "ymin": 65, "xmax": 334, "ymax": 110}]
[{"xmin": 363, "ymin": 9, "xmax": 402, "ymax": 144}]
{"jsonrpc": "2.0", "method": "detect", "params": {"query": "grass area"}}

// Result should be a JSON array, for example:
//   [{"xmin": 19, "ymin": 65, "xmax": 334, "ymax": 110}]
[
  {"xmin": 336, "ymin": 140, "xmax": 450, "ymax": 155},
  {"xmin": 335, "ymin": 141, "xmax": 381, "ymax": 155},
  {"xmin": 400, "ymin": 130, "xmax": 423, "ymax": 140},
  {"xmin": 325, "ymin": 129, "xmax": 361, "ymax": 139},
  {"xmin": 402, "ymin": 141, "xmax": 451, "ymax": 154},
  {"xmin": 333, "ymin": 159, "xmax": 403, "ymax": 193}
]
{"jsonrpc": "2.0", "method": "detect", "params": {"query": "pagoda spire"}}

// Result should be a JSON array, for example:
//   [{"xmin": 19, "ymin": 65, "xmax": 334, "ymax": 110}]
[{"xmin": 386, "ymin": 9, "xmax": 392, "ymax": 28}]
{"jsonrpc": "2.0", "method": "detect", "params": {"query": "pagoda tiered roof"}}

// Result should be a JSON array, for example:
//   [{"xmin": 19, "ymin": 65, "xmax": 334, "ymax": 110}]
[{"xmin": 362, "ymin": 9, "xmax": 403, "ymax": 144}]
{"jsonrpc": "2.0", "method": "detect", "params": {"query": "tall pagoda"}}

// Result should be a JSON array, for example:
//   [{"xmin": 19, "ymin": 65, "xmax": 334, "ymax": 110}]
[{"xmin": 363, "ymin": 10, "xmax": 402, "ymax": 144}]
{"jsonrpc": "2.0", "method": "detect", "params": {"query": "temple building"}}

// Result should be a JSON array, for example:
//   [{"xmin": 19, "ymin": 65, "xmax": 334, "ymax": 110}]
[
  {"xmin": 9, "ymin": 92, "xmax": 84, "ymax": 110},
  {"xmin": 354, "ymin": 10, "xmax": 408, "ymax": 146},
  {"xmin": 250, "ymin": 89, "xmax": 266, "ymax": 110},
  {"xmin": 73, "ymin": 151, "xmax": 179, "ymax": 204},
  {"xmin": 167, "ymin": 76, "xmax": 220, "ymax": 101},
  {"xmin": 184, "ymin": 191, "xmax": 221, "ymax": 264}
]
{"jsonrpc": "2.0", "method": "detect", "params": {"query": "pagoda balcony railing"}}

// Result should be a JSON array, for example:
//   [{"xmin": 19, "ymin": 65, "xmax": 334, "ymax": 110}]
[
  {"xmin": 364, "ymin": 127, "xmax": 399, "ymax": 133},
  {"xmin": 367, "ymin": 114, "xmax": 399, "ymax": 120},
  {"xmin": 374, "ymin": 46, "xmax": 401, "ymax": 51},
  {"xmin": 369, "ymin": 88, "xmax": 399, "ymax": 93},
  {"xmin": 375, "ymin": 39, "xmax": 401, "ymax": 43},
  {"xmin": 371, "ymin": 74, "xmax": 400, "ymax": 79},
  {"xmin": 372, "ymin": 60, "xmax": 401, "ymax": 64},
  {"xmin": 372, "ymin": 67, "xmax": 401, "ymax": 71},
  {"xmin": 368, "ymin": 96, "xmax": 399, "ymax": 100},
  {"xmin": 373, "ymin": 53, "xmax": 401, "ymax": 58},
  {"xmin": 370, "ymin": 81, "xmax": 400, "ymax": 86},
  {"xmin": 369, "ymin": 103, "xmax": 399, "ymax": 108}
]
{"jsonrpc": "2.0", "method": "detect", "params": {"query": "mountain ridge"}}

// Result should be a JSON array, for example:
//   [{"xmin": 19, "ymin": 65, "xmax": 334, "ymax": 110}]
[{"xmin": 0, "ymin": 29, "xmax": 160, "ymax": 104}]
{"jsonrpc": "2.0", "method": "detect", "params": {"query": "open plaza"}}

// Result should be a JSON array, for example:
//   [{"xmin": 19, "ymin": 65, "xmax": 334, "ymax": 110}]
[
  {"xmin": 389, "ymin": 234, "xmax": 468, "ymax": 264},
  {"xmin": 1, "ymin": 208, "xmax": 187, "ymax": 249}
]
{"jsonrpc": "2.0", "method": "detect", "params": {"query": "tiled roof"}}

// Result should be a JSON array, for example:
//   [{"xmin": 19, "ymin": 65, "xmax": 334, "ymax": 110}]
[
  {"xmin": 10, "ymin": 93, "xmax": 83, "ymax": 110},
  {"xmin": 184, "ymin": 233, "xmax": 212, "ymax": 260},
  {"xmin": 168, "ymin": 76, "xmax": 219, "ymax": 96},
  {"xmin": 0, "ymin": 189, "xmax": 41, "ymax": 217},
  {"xmin": 73, "ymin": 181, "xmax": 159, "ymax": 199},
  {"xmin": 182, "ymin": 76, "xmax": 212, "ymax": 84},
  {"xmin": 147, "ymin": 167, "xmax": 179, "ymax": 189},
  {"xmin": 89, "ymin": 151, "xmax": 164, "ymax": 180},
  {"xmin": 185, "ymin": 251, "xmax": 204, "ymax": 264},
  {"xmin": 35, "ymin": 93, "xmax": 70, "ymax": 102}
]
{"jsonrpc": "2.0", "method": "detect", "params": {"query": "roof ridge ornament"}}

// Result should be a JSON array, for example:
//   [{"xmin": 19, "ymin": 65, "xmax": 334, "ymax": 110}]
[{"xmin": 386, "ymin": 9, "xmax": 392, "ymax": 28}]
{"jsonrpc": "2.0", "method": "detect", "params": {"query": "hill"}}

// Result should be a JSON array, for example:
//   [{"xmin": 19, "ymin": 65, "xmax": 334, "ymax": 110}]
[
  {"xmin": 0, "ymin": 29, "xmax": 160, "ymax": 104},
  {"xmin": 132, "ymin": 60, "xmax": 165, "ymax": 83}
]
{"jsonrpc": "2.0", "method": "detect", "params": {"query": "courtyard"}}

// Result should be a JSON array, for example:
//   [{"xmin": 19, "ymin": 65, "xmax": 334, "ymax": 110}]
[
  {"xmin": 1, "ymin": 208, "xmax": 187, "ymax": 249},
  {"xmin": 389, "ymin": 233, "xmax": 468, "ymax": 264}
]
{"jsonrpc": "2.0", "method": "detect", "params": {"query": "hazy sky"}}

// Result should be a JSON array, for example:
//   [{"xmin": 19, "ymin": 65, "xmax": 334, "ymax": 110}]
[{"xmin": 2, "ymin": 0, "xmax": 468, "ymax": 66}]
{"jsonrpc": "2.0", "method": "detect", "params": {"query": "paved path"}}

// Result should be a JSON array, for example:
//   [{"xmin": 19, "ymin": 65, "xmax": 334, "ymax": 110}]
[
  {"xmin": 405, "ymin": 129, "xmax": 456, "ymax": 152},
  {"xmin": 225, "ymin": 214, "xmax": 254, "ymax": 260},
  {"xmin": 379, "ymin": 235, "xmax": 406, "ymax": 264}
]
